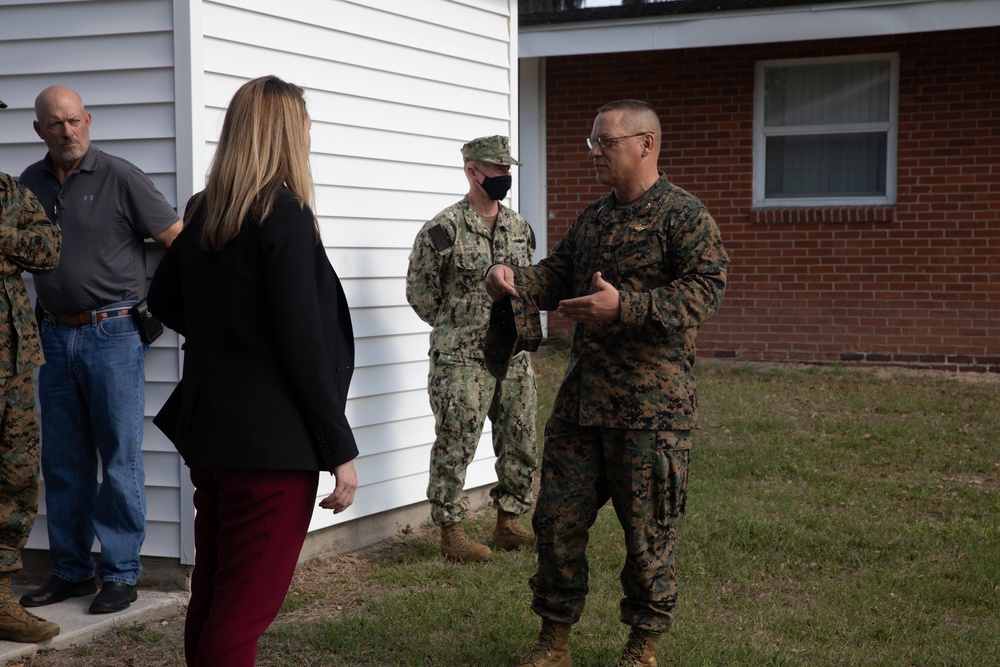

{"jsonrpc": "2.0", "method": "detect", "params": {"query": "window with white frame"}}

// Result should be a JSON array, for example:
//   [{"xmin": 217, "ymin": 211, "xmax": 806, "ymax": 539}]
[{"xmin": 754, "ymin": 54, "xmax": 898, "ymax": 207}]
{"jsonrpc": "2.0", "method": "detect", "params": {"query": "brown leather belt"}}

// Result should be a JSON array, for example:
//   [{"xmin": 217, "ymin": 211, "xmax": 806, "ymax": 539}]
[{"xmin": 45, "ymin": 308, "xmax": 132, "ymax": 326}]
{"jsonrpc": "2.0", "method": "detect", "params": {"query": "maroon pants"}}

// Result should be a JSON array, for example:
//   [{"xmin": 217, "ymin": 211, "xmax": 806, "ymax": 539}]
[{"xmin": 185, "ymin": 466, "xmax": 319, "ymax": 667}]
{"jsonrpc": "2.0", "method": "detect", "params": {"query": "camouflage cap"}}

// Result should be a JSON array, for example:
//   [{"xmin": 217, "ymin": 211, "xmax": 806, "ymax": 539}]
[
  {"xmin": 483, "ymin": 294, "xmax": 541, "ymax": 380},
  {"xmin": 461, "ymin": 135, "xmax": 522, "ymax": 166}
]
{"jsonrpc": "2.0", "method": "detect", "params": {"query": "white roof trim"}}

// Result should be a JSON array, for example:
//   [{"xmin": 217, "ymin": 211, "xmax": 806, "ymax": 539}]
[{"xmin": 519, "ymin": 0, "xmax": 1000, "ymax": 58}]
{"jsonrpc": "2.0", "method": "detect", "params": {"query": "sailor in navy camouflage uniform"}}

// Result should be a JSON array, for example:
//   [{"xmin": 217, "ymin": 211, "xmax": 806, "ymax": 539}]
[{"xmin": 407, "ymin": 136, "xmax": 538, "ymax": 564}]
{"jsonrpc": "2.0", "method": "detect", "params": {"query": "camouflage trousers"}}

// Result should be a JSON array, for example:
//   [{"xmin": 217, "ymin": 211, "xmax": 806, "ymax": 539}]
[
  {"xmin": 529, "ymin": 417, "xmax": 691, "ymax": 633},
  {"xmin": 0, "ymin": 370, "xmax": 41, "ymax": 573},
  {"xmin": 426, "ymin": 349, "xmax": 537, "ymax": 527}
]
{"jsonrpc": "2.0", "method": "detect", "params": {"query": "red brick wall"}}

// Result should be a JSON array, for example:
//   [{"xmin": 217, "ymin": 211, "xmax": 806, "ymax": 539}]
[{"xmin": 540, "ymin": 27, "xmax": 1000, "ymax": 373}]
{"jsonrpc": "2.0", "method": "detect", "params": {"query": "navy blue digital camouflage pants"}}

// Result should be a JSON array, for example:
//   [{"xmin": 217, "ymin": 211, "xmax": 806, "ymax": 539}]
[{"xmin": 426, "ymin": 350, "xmax": 537, "ymax": 526}]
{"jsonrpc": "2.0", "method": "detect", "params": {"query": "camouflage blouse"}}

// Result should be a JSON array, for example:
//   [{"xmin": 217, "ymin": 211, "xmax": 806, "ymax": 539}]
[
  {"xmin": 406, "ymin": 197, "xmax": 535, "ymax": 361},
  {"xmin": 0, "ymin": 173, "xmax": 61, "ymax": 377},
  {"xmin": 515, "ymin": 173, "xmax": 729, "ymax": 431}
]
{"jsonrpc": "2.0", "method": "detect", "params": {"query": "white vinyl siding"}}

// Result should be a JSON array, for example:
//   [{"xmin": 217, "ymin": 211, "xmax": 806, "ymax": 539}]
[
  {"xmin": 0, "ymin": 0, "xmax": 184, "ymax": 557},
  {"xmin": 1, "ymin": 0, "xmax": 519, "ymax": 565},
  {"xmin": 753, "ymin": 53, "xmax": 899, "ymax": 207}
]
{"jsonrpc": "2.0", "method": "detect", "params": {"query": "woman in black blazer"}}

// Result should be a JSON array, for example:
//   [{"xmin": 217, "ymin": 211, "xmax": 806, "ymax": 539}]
[{"xmin": 148, "ymin": 75, "xmax": 358, "ymax": 667}]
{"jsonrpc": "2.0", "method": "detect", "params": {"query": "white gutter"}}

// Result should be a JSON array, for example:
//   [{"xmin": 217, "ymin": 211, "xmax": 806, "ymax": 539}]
[{"xmin": 519, "ymin": 0, "xmax": 1000, "ymax": 57}]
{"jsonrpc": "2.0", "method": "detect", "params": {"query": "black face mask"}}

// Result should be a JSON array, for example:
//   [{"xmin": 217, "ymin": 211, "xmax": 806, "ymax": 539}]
[{"xmin": 479, "ymin": 174, "xmax": 512, "ymax": 201}]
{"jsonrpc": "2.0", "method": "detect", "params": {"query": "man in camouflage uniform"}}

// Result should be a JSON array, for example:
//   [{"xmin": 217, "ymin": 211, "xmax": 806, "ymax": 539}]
[
  {"xmin": 487, "ymin": 101, "xmax": 729, "ymax": 667},
  {"xmin": 406, "ymin": 136, "xmax": 538, "ymax": 564},
  {"xmin": 0, "ymin": 96, "xmax": 63, "ymax": 643}
]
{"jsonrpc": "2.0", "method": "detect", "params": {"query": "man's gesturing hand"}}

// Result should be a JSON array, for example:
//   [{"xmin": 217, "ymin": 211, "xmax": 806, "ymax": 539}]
[{"xmin": 556, "ymin": 272, "xmax": 620, "ymax": 323}]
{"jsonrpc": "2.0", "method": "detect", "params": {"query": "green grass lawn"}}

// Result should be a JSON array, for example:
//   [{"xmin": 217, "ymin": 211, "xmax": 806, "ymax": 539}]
[{"xmin": 260, "ymin": 348, "xmax": 999, "ymax": 666}]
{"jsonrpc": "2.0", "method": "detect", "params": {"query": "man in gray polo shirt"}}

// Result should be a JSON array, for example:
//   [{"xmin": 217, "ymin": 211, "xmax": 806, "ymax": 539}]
[{"xmin": 17, "ymin": 86, "xmax": 181, "ymax": 615}]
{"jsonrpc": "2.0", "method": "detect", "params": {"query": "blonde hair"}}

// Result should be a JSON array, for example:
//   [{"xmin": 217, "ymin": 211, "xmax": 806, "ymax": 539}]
[{"xmin": 194, "ymin": 75, "xmax": 317, "ymax": 250}]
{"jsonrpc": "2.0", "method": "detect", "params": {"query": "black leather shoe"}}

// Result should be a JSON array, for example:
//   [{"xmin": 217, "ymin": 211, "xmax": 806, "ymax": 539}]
[
  {"xmin": 89, "ymin": 582, "xmax": 138, "ymax": 614},
  {"xmin": 19, "ymin": 576, "xmax": 97, "ymax": 608}
]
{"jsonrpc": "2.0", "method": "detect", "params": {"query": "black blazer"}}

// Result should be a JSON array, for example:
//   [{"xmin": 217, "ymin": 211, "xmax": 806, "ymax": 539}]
[{"xmin": 149, "ymin": 191, "xmax": 358, "ymax": 472}]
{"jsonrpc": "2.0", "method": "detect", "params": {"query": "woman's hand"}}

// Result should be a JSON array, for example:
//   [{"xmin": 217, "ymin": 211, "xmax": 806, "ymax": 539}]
[{"xmin": 319, "ymin": 460, "xmax": 358, "ymax": 513}]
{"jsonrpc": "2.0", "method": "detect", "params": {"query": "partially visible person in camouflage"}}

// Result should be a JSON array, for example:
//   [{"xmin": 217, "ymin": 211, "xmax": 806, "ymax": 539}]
[
  {"xmin": 406, "ymin": 135, "xmax": 538, "ymax": 564},
  {"xmin": 487, "ymin": 100, "xmax": 729, "ymax": 667},
  {"xmin": 0, "ymin": 95, "xmax": 63, "ymax": 643}
]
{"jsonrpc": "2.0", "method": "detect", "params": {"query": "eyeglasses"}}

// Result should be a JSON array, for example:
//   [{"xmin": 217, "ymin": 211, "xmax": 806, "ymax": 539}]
[{"xmin": 586, "ymin": 132, "xmax": 651, "ymax": 150}]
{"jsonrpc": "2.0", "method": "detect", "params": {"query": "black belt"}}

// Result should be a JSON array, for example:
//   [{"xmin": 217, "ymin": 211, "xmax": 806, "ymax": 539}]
[{"xmin": 45, "ymin": 308, "xmax": 132, "ymax": 326}]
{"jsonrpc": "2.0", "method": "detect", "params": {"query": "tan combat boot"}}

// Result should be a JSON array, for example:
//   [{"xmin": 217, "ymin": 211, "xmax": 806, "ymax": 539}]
[
  {"xmin": 515, "ymin": 619, "xmax": 572, "ymax": 667},
  {"xmin": 440, "ymin": 522, "xmax": 492, "ymax": 563},
  {"xmin": 615, "ymin": 627, "xmax": 661, "ymax": 667},
  {"xmin": 0, "ymin": 575, "xmax": 60, "ymax": 643},
  {"xmin": 493, "ymin": 509, "xmax": 535, "ymax": 551}
]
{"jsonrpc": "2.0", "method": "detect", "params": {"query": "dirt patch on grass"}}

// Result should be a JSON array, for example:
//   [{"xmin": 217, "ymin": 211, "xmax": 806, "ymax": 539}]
[{"xmin": 12, "ymin": 521, "xmax": 442, "ymax": 667}]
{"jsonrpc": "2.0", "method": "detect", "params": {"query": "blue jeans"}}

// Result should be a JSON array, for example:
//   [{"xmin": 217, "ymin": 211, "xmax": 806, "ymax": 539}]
[{"xmin": 38, "ymin": 302, "xmax": 148, "ymax": 585}]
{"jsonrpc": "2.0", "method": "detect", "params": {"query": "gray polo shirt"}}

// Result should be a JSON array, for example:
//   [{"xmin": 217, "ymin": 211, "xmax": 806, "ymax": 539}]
[{"xmin": 19, "ymin": 145, "xmax": 178, "ymax": 314}]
